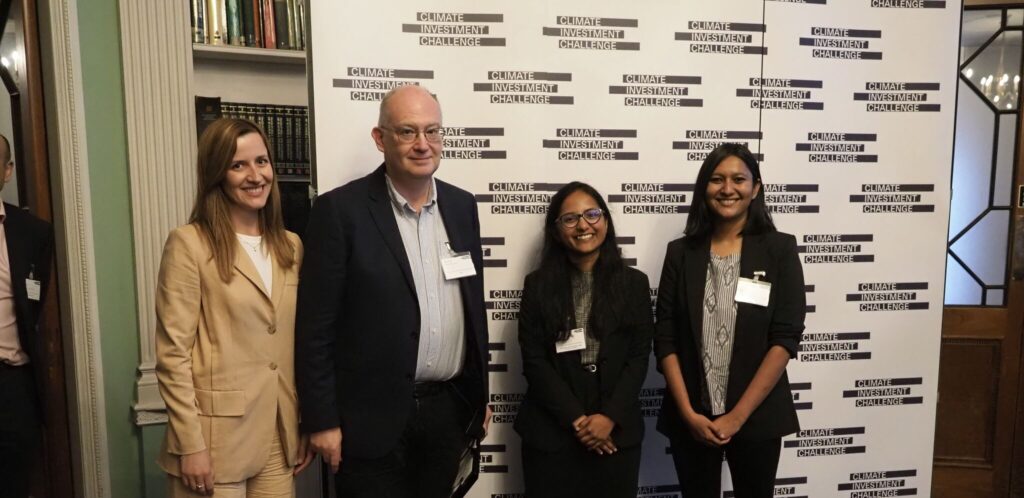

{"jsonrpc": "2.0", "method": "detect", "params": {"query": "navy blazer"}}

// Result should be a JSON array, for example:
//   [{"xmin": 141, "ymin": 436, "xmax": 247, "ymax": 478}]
[
  {"xmin": 3, "ymin": 202, "xmax": 53, "ymax": 411},
  {"xmin": 295, "ymin": 165, "xmax": 489, "ymax": 459},
  {"xmin": 654, "ymin": 231, "xmax": 804, "ymax": 442},
  {"xmin": 514, "ymin": 267, "xmax": 653, "ymax": 451}
]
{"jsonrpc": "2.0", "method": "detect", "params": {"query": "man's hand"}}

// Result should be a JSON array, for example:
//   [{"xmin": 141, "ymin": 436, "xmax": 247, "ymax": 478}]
[
  {"xmin": 293, "ymin": 434, "xmax": 315, "ymax": 475},
  {"xmin": 179, "ymin": 449, "xmax": 214, "ymax": 496},
  {"xmin": 575, "ymin": 414, "xmax": 617, "ymax": 454},
  {"xmin": 482, "ymin": 405, "xmax": 493, "ymax": 438},
  {"xmin": 309, "ymin": 427, "xmax": 343, "ymax": 474}
]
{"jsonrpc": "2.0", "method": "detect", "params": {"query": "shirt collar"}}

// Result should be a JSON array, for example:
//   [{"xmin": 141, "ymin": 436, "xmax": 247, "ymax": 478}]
[
  {"xmin": 0, "ymin": 200, "xmax": 6, "ymax": 224},
  {"xmin": 384, "ymin": 173, "xmax": 437, "ymax": 214}
]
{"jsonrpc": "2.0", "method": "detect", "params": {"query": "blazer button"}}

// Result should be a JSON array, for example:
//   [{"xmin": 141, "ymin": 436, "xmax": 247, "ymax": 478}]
[
  {"xmin": 268, "ymin": 324, "xmax": 277, "ymax": 334},
  {"xmin": 269, "ymin": 362, "xmax": 278, "ymax": 370}
]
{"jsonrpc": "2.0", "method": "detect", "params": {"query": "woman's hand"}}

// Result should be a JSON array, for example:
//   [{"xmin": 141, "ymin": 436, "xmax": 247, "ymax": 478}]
[
  {"xmin": 576, "ymin": 414, "xmax": 618, "ymax": 454},
  {"xmin": 710, "ymin": 411, "xmax": 745, "ymax": 441},
  {"xmin": 684, "ymin": 412, "xmax": 730, "ymax": 447},
  {"xmin": 293, "ymin": 434, "xmax": 315, "ymax": 475},
  {"xmin": 180, "ymin": 449, "xmax": 214, "ymax": 496}
]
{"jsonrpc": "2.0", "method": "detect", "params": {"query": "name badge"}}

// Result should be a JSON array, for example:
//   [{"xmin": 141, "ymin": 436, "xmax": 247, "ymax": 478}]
[
  {"xmin": 555, "ymin": 328, "xmax": 586, "ymax": 353},
  {"xmin": 441, "ymin": 252, "xmax": 477, "ymax": 280},
  {"xmin": 26, "ymin": 279, "xmax": 41, "ymax": 301},
  {"xmin": 735, "ymin": 271, "xmax": 770, "ymax": 307}
]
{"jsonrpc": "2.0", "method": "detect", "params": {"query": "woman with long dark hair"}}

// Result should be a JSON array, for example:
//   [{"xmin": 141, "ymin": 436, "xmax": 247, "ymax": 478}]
[
  {"xmin": 514, "ymin": 182, "xmax": 653, "ymax": 497},
  {"xmin": 155, "ymin": 118, "xmax": 312, "ymax": 497},
  {"xmin": 655, "ymin": 143, "xmax": 805, "ymax": 497}
]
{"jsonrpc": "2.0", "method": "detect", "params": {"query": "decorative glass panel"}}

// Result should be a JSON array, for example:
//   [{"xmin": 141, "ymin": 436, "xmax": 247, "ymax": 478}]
[
  {"xmin": 948, "ymin": 8, "xmax": 1017, "ymax": 307},
  {"xmin": 1008, "ymin": 9, "xmax": 1024, "ymax": 27},
  {"xmin": 950, "ymin": 80, "xmax": 994, "ymax": 237},
  {"xmin": 962, "ymin": 10, "xmax": 1002, "ymax": 63},
  {"xmin": 950, "ymin": 210, "xmax": 1010, "ymax": 285},
  {"xmin": 945, "ymin": 254, "xmax": 983, "ymax": 305},
  {"xmin": 995, "ymin": 113, "xmax": 1016, "ymax": 207},
  {"xmin": 963, "ymin": 31, "xmax": 1022, "ymax": 110}
]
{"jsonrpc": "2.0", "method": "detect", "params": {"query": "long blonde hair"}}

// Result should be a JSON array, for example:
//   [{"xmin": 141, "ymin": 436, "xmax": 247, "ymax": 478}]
[{"xmin": 189, "ymin": 118, "xmax": 296, "ymax": 281}]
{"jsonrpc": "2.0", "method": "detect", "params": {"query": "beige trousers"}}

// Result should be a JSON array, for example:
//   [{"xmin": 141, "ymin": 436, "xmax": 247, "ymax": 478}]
[{"xmin": 167, "ymin": 430, "xmax": 293, "ymax": 498}]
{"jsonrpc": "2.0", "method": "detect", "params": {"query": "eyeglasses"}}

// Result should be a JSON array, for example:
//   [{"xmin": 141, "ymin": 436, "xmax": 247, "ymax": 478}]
[
  {"xmin": 379, "ymin": 126, "xmax": 445, "ymax": 144},
  {"xmin": 555, "ymin": 208, "xmax": 604, "ymax": 228}
]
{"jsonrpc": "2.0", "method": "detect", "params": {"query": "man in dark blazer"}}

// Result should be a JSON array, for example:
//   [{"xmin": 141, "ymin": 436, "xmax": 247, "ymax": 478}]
[
  {"xmin": 0, "ymin": 134, "xmax": 53, "ymax": 498},
  {"xmin": 296, "ymin": 85, "xmax": 489, "ymax": 498}
]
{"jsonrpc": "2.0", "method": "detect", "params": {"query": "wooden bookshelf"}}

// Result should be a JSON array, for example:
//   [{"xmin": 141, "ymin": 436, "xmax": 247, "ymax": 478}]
[
  {"xmin": 192, "ymin": 43, "xmax": 306, "ymax": 65},
  {"xmin": 191, "ymin": 43, "xmax": 308, "ymax": 106}
]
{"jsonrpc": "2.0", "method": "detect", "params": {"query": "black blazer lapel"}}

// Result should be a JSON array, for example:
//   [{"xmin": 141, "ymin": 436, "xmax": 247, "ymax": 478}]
[
  {"xmin": 683, "ymin": 238, "xmax": 710, "ymax": 349},
  {"xmin": 3, "ymin": 207, "xmax": 36, "ymax": 355},
  {"xmin": 436, "ymin": 182, "xmax": 480, "ymax": 299},
  {"xmin": 366, "ymin": 166, "xmax": 416, "ymax": 295},
  {"xmin": 736, "ymin": 233, "xmax": 769, "ymax": 337}
]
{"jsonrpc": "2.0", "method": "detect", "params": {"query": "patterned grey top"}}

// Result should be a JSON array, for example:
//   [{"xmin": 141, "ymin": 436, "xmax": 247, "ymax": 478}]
[
  {"xmin": 571, "ymin": 271, "xmax": 601, "ymax": 365},
  {"xmin": 701, "ymin": 251, "xmax": 741, "ymax": 415}
]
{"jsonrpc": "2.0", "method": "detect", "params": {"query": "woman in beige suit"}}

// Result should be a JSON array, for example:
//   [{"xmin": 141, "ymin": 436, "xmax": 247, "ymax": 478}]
[{"xmin": 156, "ymin": 118, "xmax": 311, "ymax": 497}]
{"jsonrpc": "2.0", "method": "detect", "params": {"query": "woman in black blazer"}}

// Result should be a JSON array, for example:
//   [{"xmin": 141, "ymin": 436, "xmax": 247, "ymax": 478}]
[
  {"xmin": 655, "ymin": 144, "xmax": 805, "ymax": 498},
  {"xmin": 515, "ymin": 182, "xmax": 653, "ymax": 498}
]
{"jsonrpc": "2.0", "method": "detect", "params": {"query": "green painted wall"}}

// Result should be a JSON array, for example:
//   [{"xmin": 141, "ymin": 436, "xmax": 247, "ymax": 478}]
[{"xmin": 76, "ymin": 0, "xmax": 151, "ymax": 496}]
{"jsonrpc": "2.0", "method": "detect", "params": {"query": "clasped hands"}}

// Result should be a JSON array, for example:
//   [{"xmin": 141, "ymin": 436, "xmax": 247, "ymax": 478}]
[
  {"xmin": 684, "ymin": 410, "xmax": 745, "ymax": 447},
  {"xmin": 572, "ymin": 413, "xmax": 617, "ymax": 455}
]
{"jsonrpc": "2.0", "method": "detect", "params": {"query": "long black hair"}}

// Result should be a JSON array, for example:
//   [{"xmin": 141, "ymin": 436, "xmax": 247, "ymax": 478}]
[
  {"xmin": 684, "ymin": 143, "xmax": 775, "ymax": 242},
  {"xmin": 533, "ymin": 182, "xmax": 627, "ymax": 342}
]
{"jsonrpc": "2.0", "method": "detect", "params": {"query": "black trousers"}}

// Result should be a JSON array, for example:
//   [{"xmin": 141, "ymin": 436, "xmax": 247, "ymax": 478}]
[
  {"xmin": 334, "ymin": 381, "xmax": 473, "ymax": 498},
  {"xmin": 0, "ymin": 364, "xmax": 39, "ymax": 498},
  {"xmin": 670, "ymin": 434, "xmax": 782, "ymax": 498},
  {"xmin": 522, "ymin": 442, "xmax": 640, "ymax": 498},
  {"xmin": 521, "ymin": 365, "xmax": 642, "ymax": 498}
]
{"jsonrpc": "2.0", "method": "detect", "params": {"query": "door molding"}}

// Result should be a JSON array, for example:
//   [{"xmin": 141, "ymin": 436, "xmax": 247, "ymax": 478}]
[{"xmin": 37, "ymin": 0, "xmax": 110, "ymax": 496}]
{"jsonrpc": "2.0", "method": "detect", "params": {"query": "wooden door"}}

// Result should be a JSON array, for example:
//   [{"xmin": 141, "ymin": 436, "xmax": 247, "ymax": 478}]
[
  {"xmin": 0, "ymin": 0, "xmax": 76, "ymax": 496},
  {"xmin": 933, "ymin": 5, "xmax": 1024, "ymax": 497}
]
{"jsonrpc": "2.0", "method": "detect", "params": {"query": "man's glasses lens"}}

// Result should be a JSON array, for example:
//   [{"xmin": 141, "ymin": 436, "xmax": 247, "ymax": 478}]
[{"xmin": 394, "ymin": 127, "xmax": 444, "ymax": 143}]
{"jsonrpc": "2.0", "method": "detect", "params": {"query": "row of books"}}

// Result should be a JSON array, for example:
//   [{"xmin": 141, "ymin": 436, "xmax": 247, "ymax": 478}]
[
  {"xmin": 191, "ymin": 0, "xmax": 306, "ymax": 51},
  {"xmin": 195, "ymin": 97, "xmax": 311, "ymax": 178}
]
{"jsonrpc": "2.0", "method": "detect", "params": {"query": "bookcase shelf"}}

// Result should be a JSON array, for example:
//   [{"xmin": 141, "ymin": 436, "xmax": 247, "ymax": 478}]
[{"xmin": 192, "ymin": 43, "xmax": 306, "ymax": 65}]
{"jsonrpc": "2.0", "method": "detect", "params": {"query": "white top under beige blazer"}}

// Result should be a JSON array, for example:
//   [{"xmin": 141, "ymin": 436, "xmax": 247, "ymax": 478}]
[{"xmin": 155, "ymin": 224, "xmax": 303, "ymax": 483}]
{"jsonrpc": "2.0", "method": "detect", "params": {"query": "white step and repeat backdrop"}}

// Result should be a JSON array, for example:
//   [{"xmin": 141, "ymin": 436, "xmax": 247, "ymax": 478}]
[{"xmin": 307, "ymin": 1, "xmax": 961, "ymax": 496}]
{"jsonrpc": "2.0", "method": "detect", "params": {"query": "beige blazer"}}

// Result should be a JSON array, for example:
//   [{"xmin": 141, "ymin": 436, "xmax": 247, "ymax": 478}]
[{"xmin": 155, "ymin": 224, "xmax": 303, "ymax": 483}]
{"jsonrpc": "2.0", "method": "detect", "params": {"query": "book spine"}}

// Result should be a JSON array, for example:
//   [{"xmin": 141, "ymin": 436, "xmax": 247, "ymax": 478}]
[
  {"xmin": 241, "ymin": 104, "xmax": 253, "ymax": 127},
  {"xmin": 296, "ymin": 0, "xmax": 305, "ymax": 50},
  {"xmin": 261, "ymin": 0, "xmax": 277, "ymax": 49},
  {"xmin": 274, "ymin": 0, "xmax": 289, "ymax": 49},
  {"xmin": 257, "ymin": 105, "xmax": 268, "ymax": 136},
  {"xmin": 191, "ymin": 0, "xmax": 205, "ymax": 43},
  {"xmin": 240, "ymin": 0, "xmax": 254, "ymax": 47},
  {"xmin": 194, "ymin": 96, "xmax": 222, "ymax": 139},
  {"xmin": 285, "ymin": 0, "xmax": 296, "ymax": 50},
  {"xmin": 287, "ymin": 107, "xmax": 297, "ymax": 168},
  {"xmin": 205, "ymin": 0, "xmax": 224, "ymax": 44},
  {"xmin": 299, "ymin": 108, "xmax": 307, "ymax": 172},
  {"xmin": 220, "ymin": 102, "xmax": 234, "ymax": 119},
  {"xmin": 275, "ymin": 107, "xmax": 286, "ymax": 170},
  {"xmin": 226, "ymin": 0, "xmax": 241, "ymax": 45},
  {"xmin": 253, "ymin": 0, "xmax": 263, "ymax": 48}
]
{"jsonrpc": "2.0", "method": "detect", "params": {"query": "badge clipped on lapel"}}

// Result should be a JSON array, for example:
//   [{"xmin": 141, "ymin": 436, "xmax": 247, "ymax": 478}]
[
  {"xmin": 555, "ymin": 328, "xmax": 587, "ymax": 353},
  {"xmin": 26, "ymin": 265, "xmax": 41, "ymax": 301},
  {"xmin": 441, "ymin": 242, "xmax": 477, "ymax": 280},
  {"xmin": 735, "ymin": 270, "xmax": 771, "ymax": 307}
]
